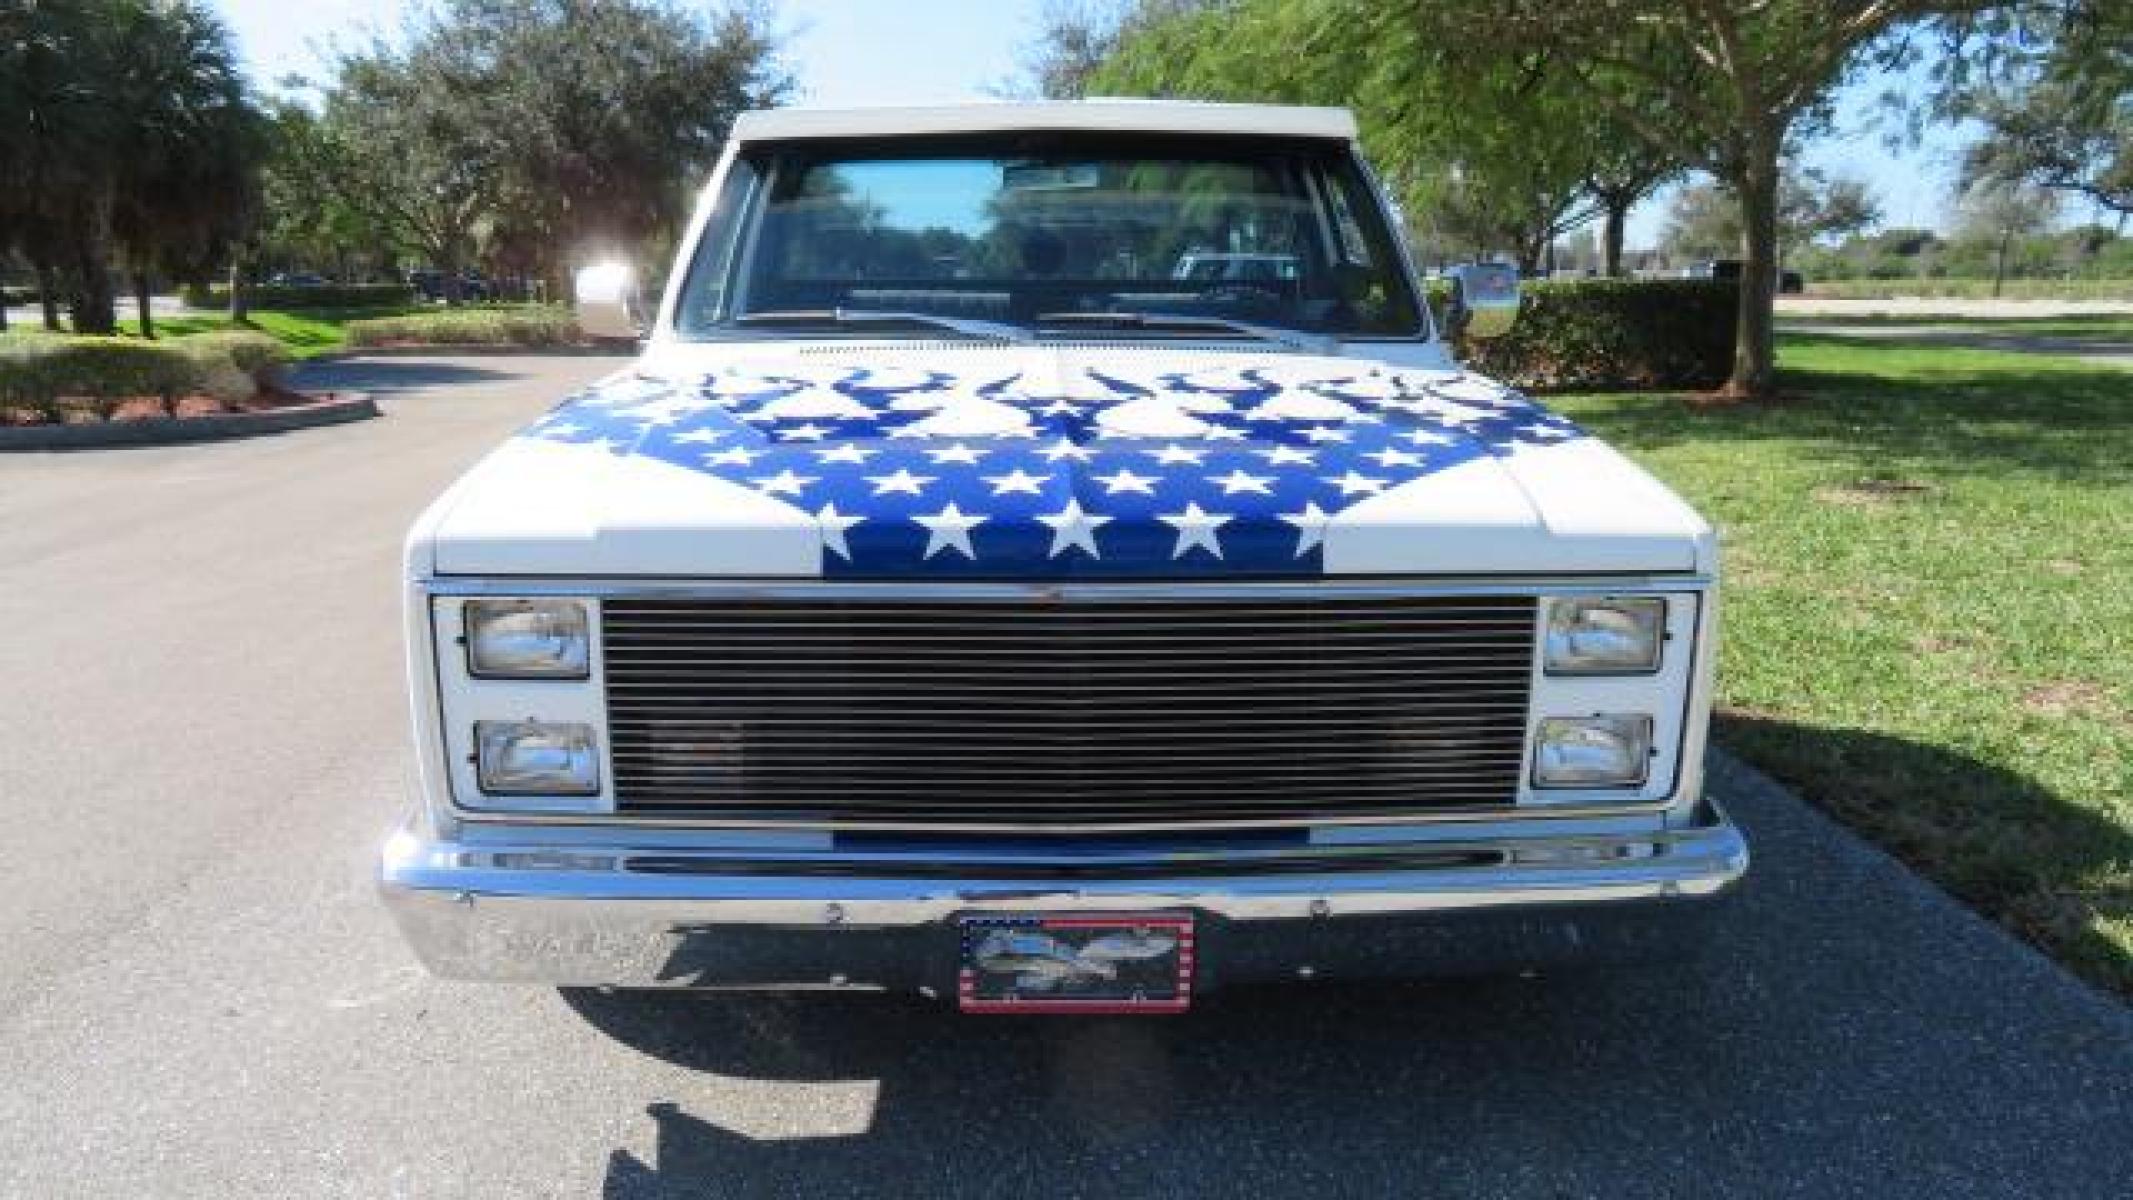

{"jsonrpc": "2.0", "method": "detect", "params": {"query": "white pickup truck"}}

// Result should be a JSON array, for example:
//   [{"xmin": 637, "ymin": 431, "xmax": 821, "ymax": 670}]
[{"xmin": 381, "ymin": 101, "xmax": 1745, "ymax": 1012}]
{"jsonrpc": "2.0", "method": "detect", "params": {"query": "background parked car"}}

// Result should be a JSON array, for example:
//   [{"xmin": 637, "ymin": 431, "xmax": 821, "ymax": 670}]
[{"xmin": 407, "ymin": 269, "xmax": 493, "ymax": 303}]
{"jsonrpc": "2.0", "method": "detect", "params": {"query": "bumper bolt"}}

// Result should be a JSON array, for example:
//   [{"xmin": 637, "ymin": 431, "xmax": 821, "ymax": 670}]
[
  {"xmin": 824, "ymin": 903, "xmax": 845, "ymax": 925},
  {"xmin": 1309, "ymin": 898, "xmax": 1331, "ymax": 919}
]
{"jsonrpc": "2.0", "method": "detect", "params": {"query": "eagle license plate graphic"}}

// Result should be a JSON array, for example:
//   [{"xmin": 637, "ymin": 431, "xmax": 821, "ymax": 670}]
[{"xmin": 957, "ymin": 915, "xmax": 1195, "ymax": 1013}]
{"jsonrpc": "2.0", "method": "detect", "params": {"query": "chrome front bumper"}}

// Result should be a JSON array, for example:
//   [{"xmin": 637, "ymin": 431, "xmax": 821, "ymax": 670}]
[{"xmin": 380, "ymin": 806, "xmax": 1748, "ymax": 990}]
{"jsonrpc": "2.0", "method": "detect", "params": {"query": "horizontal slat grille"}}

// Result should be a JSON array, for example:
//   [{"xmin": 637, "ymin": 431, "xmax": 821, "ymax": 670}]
[{"xmin": 601, "ymin": 595, "xmax": 1537, "ymax": 828}]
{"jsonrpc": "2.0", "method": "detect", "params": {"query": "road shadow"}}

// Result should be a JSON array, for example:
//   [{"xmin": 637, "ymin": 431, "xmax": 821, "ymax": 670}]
[
  {"xmin": 559, "ymin": 733, "xmax": 2133, "ymax": 1197},
  {"xmin": 1782, "ymin": 322, "xmax": 2133, "ymax": 360},
  {"xmin": 580, "ymin": 970, "xmax": 1742, "ymax": 1198},
  {"xmin": 287, "ymin": 358, "xmax": 520, "ymax": 395},
  {"xmin": 1713, "ymin": 711, "xmax": 2132, "ymax": 994}
]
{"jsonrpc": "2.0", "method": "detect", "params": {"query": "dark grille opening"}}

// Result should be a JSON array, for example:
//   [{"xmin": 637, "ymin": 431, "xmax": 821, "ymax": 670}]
[{"xmin": 601, "ymin": 594, "xmax": 1537, "ymax": 829}]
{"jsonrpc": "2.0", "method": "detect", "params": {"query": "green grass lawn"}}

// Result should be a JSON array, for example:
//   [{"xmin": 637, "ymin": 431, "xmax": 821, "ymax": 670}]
[
  {"xmin": 110, "ymin": 306, "xmax": 434, "ymax": 358},
  {"xmin": 1555, "ymin": 336, "xmax": 2133, "ymax": 996}
]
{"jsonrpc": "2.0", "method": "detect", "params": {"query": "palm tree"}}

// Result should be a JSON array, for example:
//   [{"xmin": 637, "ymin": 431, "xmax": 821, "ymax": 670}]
[{"xmin": 106, "ymin": 1, "xmax": 264, "ymax": 337}]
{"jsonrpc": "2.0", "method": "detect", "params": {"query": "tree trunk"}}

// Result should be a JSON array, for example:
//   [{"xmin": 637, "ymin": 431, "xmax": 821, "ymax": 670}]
[
  {"xmin": 65, "ymin": 227, "xmax": 118, "ymax": 336},
  {"xmin": 35, "ymin": 258, "xmax": 63, "ymax": 331},
  {"xmin": 1724, "ymin": 150, "xmax": 1781, "ymax": 400},
  {"xmin": 228, "ymin": 259, "xmax": 251, "ymax": 324},
  {"xmin": 134, "ymin": 272, "xmax": 155, "ymax": 339},
  {"xmin": 1992, "ymin": 229, "xmax": 2011, "ymax": 298},
  {"xmin": 1602, "ymin": 200, "xmax": 1629, "ymax": 278}
]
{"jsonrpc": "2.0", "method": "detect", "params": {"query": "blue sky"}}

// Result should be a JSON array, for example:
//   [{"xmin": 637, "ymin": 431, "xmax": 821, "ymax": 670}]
[{"xmin": 210, "ymin": 0, "xmax": 1974, "ymax": 250}]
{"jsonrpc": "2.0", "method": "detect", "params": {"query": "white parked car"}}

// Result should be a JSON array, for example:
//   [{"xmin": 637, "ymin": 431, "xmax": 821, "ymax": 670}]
[{"xmin": 382, "ymin": 102, "xmax": 1745, "ymax": 1012}]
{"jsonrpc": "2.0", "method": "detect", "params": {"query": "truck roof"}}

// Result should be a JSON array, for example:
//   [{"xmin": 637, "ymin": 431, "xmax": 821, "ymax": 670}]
[{"xmin": 729, "ymin": 100, "xmax": 1359, "ymax": 144}]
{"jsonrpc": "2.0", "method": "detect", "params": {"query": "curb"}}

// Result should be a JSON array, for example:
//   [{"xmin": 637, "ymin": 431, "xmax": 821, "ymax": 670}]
[{"xmin": 0, "ymin": 393, "xmax": 378, "ymax": 452}]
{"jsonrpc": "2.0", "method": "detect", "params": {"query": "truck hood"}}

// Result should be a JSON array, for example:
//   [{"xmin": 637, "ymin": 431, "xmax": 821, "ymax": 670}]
[{"xmin": 422, "ymin": 346, "xmax": 1711, "ymax": 579}]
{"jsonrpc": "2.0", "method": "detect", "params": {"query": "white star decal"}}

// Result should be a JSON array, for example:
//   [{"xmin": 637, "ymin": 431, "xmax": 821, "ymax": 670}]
[
  {"xmin": 1149, "ymin": 443, "xmax": 1206, "ymax": 466},
  {"xmin": 540, "ymin": 421, "xmax": 584, "ymax": 437},
  {"xmin": 1036, "ymin": 398, "xmax": 1084, "ymax": 417},
  {"xmin": 815, "ymin": 443, "xmax": 877, "ymax": 465},
  {"xmin": 672, "ymin": 427, "xmax": 725, "ymax": 445},
  {"xmin": 705, "ymin": 446, "xmax": 758, "ymax": 467},
  {"xmin": 1038, "ymin": 437, "xmax": 1094, "ymax": 463},
  {"xmin": 1256, "ymin": 444, "xmax": 1316, "ymax": 466},
  {"xmin": 777, "ymin": 422, "xmax": 830, "ymax": 442},
  {"xmin": 1365, "ymin": 447, "xmax": 1422, "ymax": 469},
  {"xmin": 981, "ymin": 467, "xmax": 1047, "ymax": 496},
  {"xmin": 1300, "ymin": 426, "xmax": 1353, "ymax": 444},
  {"xmin": 1158, "ymin": 501, "xmax": 1231, "ymax": 560},
  {"xmin": 1401, "ymin": 428, "xmax": 1455, "ymax": 447},
  {"xmin": 1279, "ymin": 501, "xmax": 1332, "ymax": 558},
  {"xmin": 865, "ymin": 468, "xmax": 936, "ymax": 496},
  {"xmin": 915, "ymin": 502, "xmax": 985, "ymax": 560},
  {"xmin": 751, "ymin": 469, "xmax": 817, "ymax": 497},
  {"xmin": 1200, "ymin": 424, "xmax": 1246, "ymax": 441},
  {"xmin": 925, "ymin": 442, "xmax": 986, "ymax": 465},
  {"xmin": 1095, "ymin": 468, "xmax": 1158, "ymax": 495},
  {"xmin": 1324, "ymin": 470, "xmax": 1389, "ymax": 497},
  {"xmin": 1036, "ymin": 497, "xmax": 1110, "ymax": 559},
  {"xmin": 815, "ymin": 503, "xmax": 864, "ymax": 561},
  {"xmin": 1210, "ymin": 469, "xmax": 1274, "ymax": 496}
]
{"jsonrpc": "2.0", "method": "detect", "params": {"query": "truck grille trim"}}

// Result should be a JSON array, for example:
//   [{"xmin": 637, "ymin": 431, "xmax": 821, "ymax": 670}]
[{"xmin": 601, "ymin": 594, "xmax": 1537, "ymax": 828}]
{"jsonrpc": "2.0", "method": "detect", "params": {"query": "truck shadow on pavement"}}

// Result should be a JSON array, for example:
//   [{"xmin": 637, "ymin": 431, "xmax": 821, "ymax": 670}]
[{"xmin": 563, "ymin": 736, "xmax": 2133, "ymax": 1199}]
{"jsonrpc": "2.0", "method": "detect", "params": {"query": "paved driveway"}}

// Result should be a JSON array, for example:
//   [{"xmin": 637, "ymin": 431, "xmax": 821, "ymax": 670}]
[{"xmin": 1, "ymin": 355, "xmax": 2129, "ymax": 1199}]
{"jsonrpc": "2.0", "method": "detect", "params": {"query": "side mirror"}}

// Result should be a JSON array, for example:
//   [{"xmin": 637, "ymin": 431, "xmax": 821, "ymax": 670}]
[
  {"xmin": 1445, "ymin": 262, "xmax": 1521, "ymax": 341},
  {"xmin": 573, "ymin": 261, "xmax": 645, "ymax": 341}
]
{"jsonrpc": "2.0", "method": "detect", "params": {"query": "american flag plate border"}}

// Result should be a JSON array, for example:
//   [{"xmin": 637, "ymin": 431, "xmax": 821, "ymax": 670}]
[{"xmin": 957, "ymin": 914, "xmax": 1196, "ymax": 1015}]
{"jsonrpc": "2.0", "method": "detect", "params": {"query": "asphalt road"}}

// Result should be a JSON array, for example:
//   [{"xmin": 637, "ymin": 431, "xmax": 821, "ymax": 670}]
[{"xmin": 2, "ymin": 354, "xmax": 2130, "ymax": 1199}]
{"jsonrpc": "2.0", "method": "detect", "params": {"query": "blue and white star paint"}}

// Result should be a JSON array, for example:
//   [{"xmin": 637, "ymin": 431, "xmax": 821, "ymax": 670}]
[{"xmin": 519, "ymin": 356, "xmax": 1586, "ymax": 579}]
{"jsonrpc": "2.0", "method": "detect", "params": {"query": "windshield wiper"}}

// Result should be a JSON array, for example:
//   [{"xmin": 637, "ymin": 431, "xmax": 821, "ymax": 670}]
[
  {"xmin": 736, "ymin": 308, "xmax": 1030, "ymax": 343},
  {"xmin": 1034, "ymin": 310, "xmax": 1336, "ymax": 354}
]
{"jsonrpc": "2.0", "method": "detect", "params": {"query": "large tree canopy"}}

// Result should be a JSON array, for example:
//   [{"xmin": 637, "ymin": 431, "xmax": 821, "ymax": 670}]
[
  {"xmin": 294, "ymin": 0, "xmax": 788, "ymax": 301},
  {"xmin": 1951, "ymin": 2, "xmax": 2130, "ymax": 217},
  {"xmin": 1038, "ymin": 0, "xmax": 1687, "ymax": 274},
  {"xmin": 1477, "ymin": 0, "xmax": 1967, "ymax": 398}
]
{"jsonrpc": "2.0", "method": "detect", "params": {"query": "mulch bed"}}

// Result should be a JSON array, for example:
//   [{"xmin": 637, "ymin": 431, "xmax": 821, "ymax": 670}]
[{"xmin": 0, "ymin": 385, "xmax": 328, "ymax": 427}]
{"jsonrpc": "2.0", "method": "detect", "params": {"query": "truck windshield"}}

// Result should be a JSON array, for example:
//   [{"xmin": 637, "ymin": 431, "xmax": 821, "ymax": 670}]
[{"xmin": 674, "ymin": 134, "xmax": 1425, "ymax": 341}]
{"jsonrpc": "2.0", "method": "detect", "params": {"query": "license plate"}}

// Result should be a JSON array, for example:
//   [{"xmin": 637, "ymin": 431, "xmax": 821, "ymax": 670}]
[{"xmin": 958, "ymin": 914, "xmax": 1195, "ymax": 1014}]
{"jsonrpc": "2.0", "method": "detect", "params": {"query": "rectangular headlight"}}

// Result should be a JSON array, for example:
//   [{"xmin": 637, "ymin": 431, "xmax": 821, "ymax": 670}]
[
  {"xmin": 1544, "ymin": 596, "xmax": 1665, "ymax": 675},
  {"xmin": 476, "ymin": 721, "xmax": 600, "ymax": 795},
  {"xmin": 464, "ymin": 599, "xmax": 589, "ymax": 679},
  {"xmin": 1534, "ymin": 714, "xmax": 1653, "ymax": 789}
]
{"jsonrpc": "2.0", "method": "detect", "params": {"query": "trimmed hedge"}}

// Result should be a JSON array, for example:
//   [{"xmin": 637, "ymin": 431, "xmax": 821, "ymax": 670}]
[
  {"xmin": 344, "ymin": 306, "xmax": 581, "ymax": 348},
  {"xmin": 181, "ymin": 282, "xmax": 418, "ymax": 310},
  {"xmin": 0, "ymin": 330, "xmax": 289, "ymax": 422},
  {"xmin": 1438, "ymin": 278, "xmax": 1738, "ymax": 392}
]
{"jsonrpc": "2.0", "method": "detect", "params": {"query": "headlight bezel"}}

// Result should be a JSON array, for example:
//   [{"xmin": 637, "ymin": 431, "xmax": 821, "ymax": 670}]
[
  {"xmin": 1531, "ymin": 713, "xmax": 1655, "ymax": 790},
  {"xmin": 474, "ymin": 720, "xmax": 602, "ymax": 796},
  {"xmin": 463, "ymin": 598, "xmax": 592, "ymax": 680},
  {"xmin": 1543, "ymin": 595, "xmax": 1667, "ymax": 677}
]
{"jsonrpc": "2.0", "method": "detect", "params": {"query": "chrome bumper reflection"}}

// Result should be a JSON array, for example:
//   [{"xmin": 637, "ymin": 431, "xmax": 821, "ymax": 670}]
[{"xmin": 379, "ymin": 808, "xmax": 1747, "ymax": 986}]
